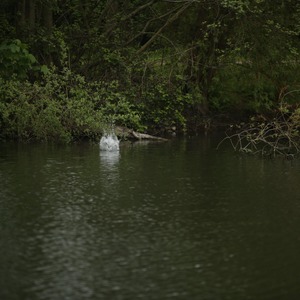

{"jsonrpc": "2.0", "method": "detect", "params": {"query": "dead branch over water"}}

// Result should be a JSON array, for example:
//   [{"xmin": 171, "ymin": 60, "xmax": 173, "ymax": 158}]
[{"xmin": 217, "ymin": 111, "xmax": 300, "ymax": 158}]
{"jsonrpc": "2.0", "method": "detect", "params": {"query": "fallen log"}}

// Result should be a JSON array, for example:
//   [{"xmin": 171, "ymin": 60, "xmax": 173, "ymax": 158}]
[
  {"xmin": 131, "ymin": 130, "xmax": 168, "ymax": 141},
  {"xmin": 115, "ymin": 126, "xmax": 168, "ymax": 141}
]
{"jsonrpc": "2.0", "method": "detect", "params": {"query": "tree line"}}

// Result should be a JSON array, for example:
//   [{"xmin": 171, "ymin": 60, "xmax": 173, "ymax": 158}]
[{"xmin": 0, "ymin": 0, "xmax": 299, "ymax": 143}]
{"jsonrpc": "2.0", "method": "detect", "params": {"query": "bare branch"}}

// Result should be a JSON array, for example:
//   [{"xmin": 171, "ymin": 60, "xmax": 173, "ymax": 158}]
[
  {"xmin": 104, "ymin": 0, "xmax": 155, "ymax": 37},
  {"xmin": 136, "ymin": 2, "xmax": 193, "ymax": 55},
  {"xmin": 217, "ymin": 111, "xmax": 300, "ymax": 158},
  {"xmin": 126, "ymin": 5, "xmax": 182, "ymax": 46},
  {"xmin": 121, "ymin": 0, "xmax": 155, "ymax": 22}
]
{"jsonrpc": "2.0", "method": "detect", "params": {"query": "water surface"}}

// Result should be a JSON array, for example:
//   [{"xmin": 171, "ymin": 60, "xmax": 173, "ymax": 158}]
[{"xmin": 1, "ymin": 137, "xmax": 300, "ymax": 300}]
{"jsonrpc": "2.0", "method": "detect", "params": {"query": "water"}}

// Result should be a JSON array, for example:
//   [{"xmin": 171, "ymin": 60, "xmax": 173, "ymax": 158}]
[
  {"xmin": 1, "ymin": 136, "xmax": 300, "ymax": 300},
  {"xmin": 99, "ymin": 133, "xmax": 119, "ymax": 151}
]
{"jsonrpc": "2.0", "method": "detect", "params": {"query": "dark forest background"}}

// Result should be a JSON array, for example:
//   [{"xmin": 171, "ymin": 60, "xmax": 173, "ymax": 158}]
[{"xmin": 1, "ymin": 0, "xmax": 300, "ymax": 142}]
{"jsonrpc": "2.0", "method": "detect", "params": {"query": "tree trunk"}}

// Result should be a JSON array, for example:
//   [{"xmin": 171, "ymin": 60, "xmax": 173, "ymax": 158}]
[
  {"xmin": 18, "ymin": 0, "xmax": 26, "ymax": 27},
  {"xmin": 28, "ymin": 0, "xmax": 36, "ymax": 31},
  {"xmin": 42, "ymin": 1, "xmax": 53, "ymax": 33}
]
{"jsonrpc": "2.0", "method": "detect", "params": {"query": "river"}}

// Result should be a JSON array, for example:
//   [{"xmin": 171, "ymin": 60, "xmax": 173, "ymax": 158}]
[{"xmin": 0, "ymin": 136, "xmax": 300, "ymax": 300}]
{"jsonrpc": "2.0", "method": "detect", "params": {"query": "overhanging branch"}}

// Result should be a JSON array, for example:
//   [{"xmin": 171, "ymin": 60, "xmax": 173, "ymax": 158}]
[{"xmin": 136, "ymin": 2, "xmax": 192, "ymax": 55}]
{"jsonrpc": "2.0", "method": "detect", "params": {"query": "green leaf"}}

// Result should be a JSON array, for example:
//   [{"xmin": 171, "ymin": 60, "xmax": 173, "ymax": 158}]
[
  {"xmin": 28, "ymin": 54, "xmax": 37, "ymax": 63},
  {"xmin": 40, "ymin": 65, "xmax": 50, "ymax": 75}
]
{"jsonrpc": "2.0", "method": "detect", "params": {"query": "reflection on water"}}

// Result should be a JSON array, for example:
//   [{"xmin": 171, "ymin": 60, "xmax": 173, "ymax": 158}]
[
  {"xmin": 100, "ymin": 151, "xmax": 120, "ymax": 167},
  {"xmin": 0, "ymin": 138, "xmax": 300, "ymax": 300}
]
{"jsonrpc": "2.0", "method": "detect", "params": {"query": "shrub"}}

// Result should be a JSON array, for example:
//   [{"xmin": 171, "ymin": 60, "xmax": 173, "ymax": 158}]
[
  {"xmin": 0, "ymin": 39, "xmax": 47, "ymax": 80},
  {"xmin": 0, "ymin": 67, "xmax": 145, "ymax": 141}
]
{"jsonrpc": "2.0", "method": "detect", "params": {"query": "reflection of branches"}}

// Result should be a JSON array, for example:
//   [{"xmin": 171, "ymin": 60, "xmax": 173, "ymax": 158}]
[{"xmin": 217, "ymin": 113, "xmax": 300, "ymax": 158}]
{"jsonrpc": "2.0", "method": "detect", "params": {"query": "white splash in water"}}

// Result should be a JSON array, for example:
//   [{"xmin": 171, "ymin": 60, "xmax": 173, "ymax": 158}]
[{"xmin": 99, "ymin": 132, "xmax": 120, "ymax": 151}]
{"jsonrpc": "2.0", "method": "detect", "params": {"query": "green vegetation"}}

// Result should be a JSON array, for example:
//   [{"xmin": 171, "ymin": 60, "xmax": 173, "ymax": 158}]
[{"xmin": 0, "ymin": 0, "xmax": 299, "ymax": 148}]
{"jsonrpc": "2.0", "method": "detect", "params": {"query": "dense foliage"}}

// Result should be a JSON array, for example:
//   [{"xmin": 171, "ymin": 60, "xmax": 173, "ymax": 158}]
[{"xmin": 0, "ymin": 0, "xmax": 299, "ymax": 142}]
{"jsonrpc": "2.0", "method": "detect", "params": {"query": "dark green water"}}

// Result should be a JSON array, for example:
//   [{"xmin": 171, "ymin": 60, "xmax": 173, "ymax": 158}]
[{"xmin": 1, "ymin": 136, "xmax": 300, "ymax": 300}]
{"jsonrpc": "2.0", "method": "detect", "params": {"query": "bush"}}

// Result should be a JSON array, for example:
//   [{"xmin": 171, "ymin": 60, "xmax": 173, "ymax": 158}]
[
  {"xmin": 0, "ymin": 39, "xmax": 47, "ymax": 80},
  {"xmin": 0, "ymin": 79, "xmax": 71, "ymax": 141},
  {"xmin": 0, "ymin": 67, "xmax": 145, "ymax": 142}
]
